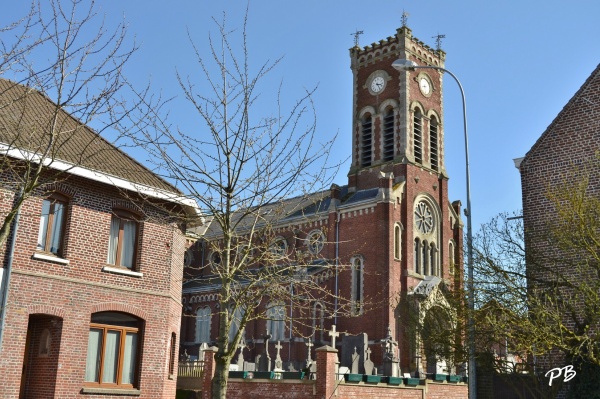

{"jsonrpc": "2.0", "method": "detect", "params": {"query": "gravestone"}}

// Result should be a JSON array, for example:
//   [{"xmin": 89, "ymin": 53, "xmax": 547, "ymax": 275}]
[
  {"xmin": 340, "ymin": 333, "xmax": 368, "ymax": 374},
  {"xmin": 257, "ymin": 332, "xmax": 272, "ymax": 372},
  {"xmin": 351, "ymin": 347, "xmax": 359, "ymax": 374},
  {"xmin": 236, "ymin": 336, "xmax": 246, "ymax": 368},
  {"xmin": 244, "ymin": 361, "xmax": 256, "ymax": 372},
  {"xmin": 364, "ymin": 347, "xmax": 375, "ymax": 376},
  {"xmin": 380, "ymin": 326, "xmax": 399, "ymax": 377}
]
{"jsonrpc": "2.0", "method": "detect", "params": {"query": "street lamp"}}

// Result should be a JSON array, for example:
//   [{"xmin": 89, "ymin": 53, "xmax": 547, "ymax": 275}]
[{"xmin": 392, "ymin": 58, "xmax": 476, "ymax": 398}]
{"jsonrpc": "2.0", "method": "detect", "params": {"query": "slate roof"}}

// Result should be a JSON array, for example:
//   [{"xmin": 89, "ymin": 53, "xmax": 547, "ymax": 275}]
[
  {"xmin": 0, "ymin": 78, "xmax": 180, "ymax": 194},
  {"xmin": 198, "ymin": 184, "xmax": 381, "ymax": 238}
]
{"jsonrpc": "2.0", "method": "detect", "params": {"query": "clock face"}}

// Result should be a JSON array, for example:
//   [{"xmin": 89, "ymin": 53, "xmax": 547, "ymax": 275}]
[
  {"xmin": 419, "ymin": 78, "xmax": 431, "ymax": 95},
  {"xmin": 370, "ymin": 76, "xmax": 385, "ymax": 93}
]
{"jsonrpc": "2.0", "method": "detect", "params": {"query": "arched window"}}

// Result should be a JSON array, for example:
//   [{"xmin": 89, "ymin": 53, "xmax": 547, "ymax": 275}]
[
  {"xmin": 413, "ymin": 109, "xmax": 423, "ymax": 164},
  {"xmin": 37, "ymin": 193, "xmax": 69, "ymax": 256},
  {"xmin": 269, "ymin": 236, "xmax": 288, "ymax": 258},
  {"xmin": 266, "ymin": 303, "xmax": 285, "ymax": 341},
  {"xmin": 430, "ymin": 116, "xmax": 439, "ymax": 171},
  {"xmin": 229, "ymin": 307, "xmax": 244, "ymax": 342},
  {"xmin": 84, "ymin": 312, "xmax": 142, "ymax": 388},
  {"xmin": 351, "ymin": 256, "xmax": 364, "ymax": 315},
  {"xmin": 414, "ymin": 199, "xmax": 440, "ymax": 277},
  {"xmin": 414, "ymin": 239, "xmax": 421, "ymax": 274},
  {"xmin": 422, "ymin": 240, "xmax": 429, "ymax": 275},
  {"xmin": 361, "ymin": 114, "xmax": 373, "ymax": 167},
  {"xmin": 394, "ymin": 224, "xmax": 402, "ymax": 260},
  {"xmin": 430, "ymin": 243, "xmax": 437, "ymax": 276},
  {"xmin": 448, "ymin": 241, "xmax": 456, "ymax": 275},
  {"xmin": 382, "ymin": 108, "xmax": 395, "ymax": 162},
  {"xmin": 195, "ymin": 307, "xmax": 211, "ymax": 344}
]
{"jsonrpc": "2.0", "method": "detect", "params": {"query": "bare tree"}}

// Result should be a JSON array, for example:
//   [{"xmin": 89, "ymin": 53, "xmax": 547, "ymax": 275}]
[
  {"xmin": 0, "ymin": 0, "xmax": 151, "ymax": 247},
  {"xmin": 134, "ymin": 11, "xmax": 344, "ymax": 399}
]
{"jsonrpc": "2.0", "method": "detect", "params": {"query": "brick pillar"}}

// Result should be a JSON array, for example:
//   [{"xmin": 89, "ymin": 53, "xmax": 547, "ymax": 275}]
[
  {"xmin": 315, "ymin": 345, "xmax": 338, "ymax": 399},
  {"xmin": 202, "ymin": 347, "xmax": 218, "ymax": 399}
]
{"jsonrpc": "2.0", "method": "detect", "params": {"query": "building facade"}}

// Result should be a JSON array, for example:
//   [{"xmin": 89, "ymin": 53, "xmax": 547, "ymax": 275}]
[
  {"xmin": 181, "ymin": 25, "xmax": 464, "ymax": 376},
  {"xmin": 517, "ymin": 63, "xmax": 600, "ymax": 383},
  {"xmin": 0, "ymin": 79, "xmax": 196, "ymax": 398}
]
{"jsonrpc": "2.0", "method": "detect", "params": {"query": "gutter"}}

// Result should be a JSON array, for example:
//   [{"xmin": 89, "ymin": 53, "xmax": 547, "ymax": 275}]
[{"xmin": 0, "ymin": 190, "xmax": 22, "ymax": 353}]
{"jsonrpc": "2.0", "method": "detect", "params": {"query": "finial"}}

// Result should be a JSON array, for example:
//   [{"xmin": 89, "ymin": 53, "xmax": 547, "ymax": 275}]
[
  {"xmin": 433, "ymin": 33, "xmax": 446, "ymax": 51},
  {"xmin": 401, "ymin": 10, "xmax": 409, "ymax": 27},
  {"xmin": 350, "ymin": 29, "xmax": 364, "ymax": 47}
]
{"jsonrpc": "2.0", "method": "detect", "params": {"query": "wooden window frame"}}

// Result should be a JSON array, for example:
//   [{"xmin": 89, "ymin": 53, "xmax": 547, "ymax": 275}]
[
  {"xmin": 84, "ymin": 322, "xmax": 140, "ymax": 389},
  {"xmin": 108, "ymin": 209, "xmax": 139, "ymax": 270},
  {"xmin": 37, "ymin": 193, "xmax": 69, "ymax": 257}
]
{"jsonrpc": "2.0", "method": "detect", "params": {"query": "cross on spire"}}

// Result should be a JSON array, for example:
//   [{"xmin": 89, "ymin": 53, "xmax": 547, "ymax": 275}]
[
  {"xmin": 328, "ymin": 325, "xmax": 340, "ymax": 348},
  {"xmin": 350, "ymin": 29, "xmax": 364, "ymax": 47},
  {"xmin": 401, "ymin": 10, "xmax": 409, "ymax": 27}
]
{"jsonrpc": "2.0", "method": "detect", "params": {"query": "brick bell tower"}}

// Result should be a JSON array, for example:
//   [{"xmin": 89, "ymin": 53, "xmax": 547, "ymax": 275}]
[
  {"xmin": 345, "ymin": 25, "xmax": 463, "ymax": 376},
  {"xmin": 348, "ymin": 24, "xmax": 447, "ymax": 189}
]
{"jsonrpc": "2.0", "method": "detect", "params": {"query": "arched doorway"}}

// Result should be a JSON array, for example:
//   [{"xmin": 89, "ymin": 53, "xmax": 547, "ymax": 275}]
[
  {"xmin": 19, "ymin": 314, "xmax": 63, "ymax": 398},
  {"xmin": 422, "ymin": 305, "xmax": 453, "ymax": 375}
]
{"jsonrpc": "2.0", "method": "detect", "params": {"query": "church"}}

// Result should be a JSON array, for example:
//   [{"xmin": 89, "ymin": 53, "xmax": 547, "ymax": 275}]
[{"xmin": 180, "ymin": 24, "xmax": 464, "ymax": 377}]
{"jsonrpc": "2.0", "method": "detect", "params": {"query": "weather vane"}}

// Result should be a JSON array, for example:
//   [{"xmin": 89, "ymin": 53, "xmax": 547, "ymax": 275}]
[
  {"xmin": 351, "ymin": 29, "xmax": 364, "ymax": 47},
  {"xmin": 401, "ymin": 11, "xmax": 409, "ymax": 27},
  {"xmin": 433, "ymin": 33, "xmax": 446, "ymax": 51}
]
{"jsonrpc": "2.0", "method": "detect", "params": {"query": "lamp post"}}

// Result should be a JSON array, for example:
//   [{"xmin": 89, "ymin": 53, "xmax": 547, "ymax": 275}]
[{"xmin": 392, "ymin": 59, "xmax": 475, "ymax": 398}]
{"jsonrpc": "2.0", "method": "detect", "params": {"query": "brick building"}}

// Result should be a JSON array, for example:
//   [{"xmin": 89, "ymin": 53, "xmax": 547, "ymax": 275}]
[
  {"xmin": 517, "ymin": 63, "xmax": 600, "ymax": 387},
  {"xmin": 0, "ymin": 79, "xmax": 198, "ymax": 398},
  {"xmin": 181, "ymin": 25, "xmax": 464, "ymax": 378}
]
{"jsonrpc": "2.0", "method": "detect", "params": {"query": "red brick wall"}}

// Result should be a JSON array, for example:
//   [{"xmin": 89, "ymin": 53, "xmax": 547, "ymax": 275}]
[
  {"xmin": 200, "ymin": 345, "xmax": 468, "ymax": 399},
  {"xmin": 520, "ymin": 64, "xmax": 600, "ymax": 373},
  {"xmin": 0, "ymin": 173, "xmax": 185, "ymax": 399}
]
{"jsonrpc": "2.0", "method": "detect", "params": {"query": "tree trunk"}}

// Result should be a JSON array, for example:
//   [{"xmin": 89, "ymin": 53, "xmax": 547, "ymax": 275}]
[{"xmin": 211, "ymin": 354, "xmax": 230, "ymax": 399}]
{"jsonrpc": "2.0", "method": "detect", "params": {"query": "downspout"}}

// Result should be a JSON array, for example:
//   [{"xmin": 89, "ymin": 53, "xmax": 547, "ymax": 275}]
[
  {"xmin": 0, "ymin": 189, "xmax": 23, "ymax": 353},
  {"xmin": 334, "ymin": 210, "xmax": 340, "ymax": 325},
  {"xmin": 289, "ymin": 282, "xmax": 293, "ymax": 363}
]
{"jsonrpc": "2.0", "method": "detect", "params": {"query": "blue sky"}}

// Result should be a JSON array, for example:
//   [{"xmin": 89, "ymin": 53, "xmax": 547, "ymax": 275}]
[{"xmin": 3, "ymin": 1, "xmax": 599, "ymax": 230}]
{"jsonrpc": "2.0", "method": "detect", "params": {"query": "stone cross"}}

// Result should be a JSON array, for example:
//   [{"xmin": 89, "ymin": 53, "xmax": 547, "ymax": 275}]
[
  {"xmin": 305, "ymin": 338, "xmax": 314, "ymax": 368},
  {"xmin": 328, "ymin": 324, "xmax": 339, "ymax": 348},
  {"xmin": 274, "ymin": 341, "xmax": 283, "ymax": 370},
  {"xmin": 257, "ymin": 331, "xmax": 273, "ymax": 372},
  {"xmin": 364, "ymin": 346, "xmax": 374, "ymax": 375},
  {"xmin": 263, "ymin": 331, "xmax": 272, "ymax": 351}
]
